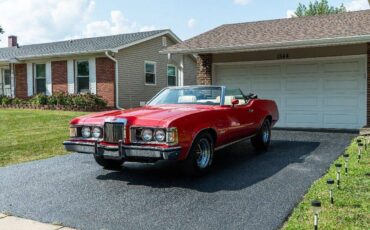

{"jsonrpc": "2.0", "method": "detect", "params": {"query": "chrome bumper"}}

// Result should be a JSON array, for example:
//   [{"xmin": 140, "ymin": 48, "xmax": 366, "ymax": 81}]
[{"xmin": 63, "ymin": 141, "xmax": 181, "ymax": 161}]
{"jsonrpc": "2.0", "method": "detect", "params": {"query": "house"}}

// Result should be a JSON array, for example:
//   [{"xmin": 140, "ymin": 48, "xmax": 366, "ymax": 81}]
[
  {"xmin": 0, "ymin": 30, "xmax": 196, "ymax": 108},
  {"xmin": 163, "ymin": 10, "xmax": 370, "ymax": 130}
]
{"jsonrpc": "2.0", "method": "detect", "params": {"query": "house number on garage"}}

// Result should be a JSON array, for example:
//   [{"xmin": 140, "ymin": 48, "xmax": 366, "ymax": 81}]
[{"xmin": 277, "ymin": 53, "xmax": 289, "ymax": 60}]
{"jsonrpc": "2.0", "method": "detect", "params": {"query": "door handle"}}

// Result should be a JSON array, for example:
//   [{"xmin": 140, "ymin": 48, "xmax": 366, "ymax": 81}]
[{"xmin": 248, "ymin": 109, "xmax": 254, "ymax": 113}]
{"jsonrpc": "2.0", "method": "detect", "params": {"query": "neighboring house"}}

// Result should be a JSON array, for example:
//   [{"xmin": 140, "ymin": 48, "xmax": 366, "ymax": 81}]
[
  {"xmin": 0, "ymin": 30, "xmax": 196, "ymax": 108},
  {"xmin": 164, "ymin": 10, "xmax": 370, "ymax": 130}
]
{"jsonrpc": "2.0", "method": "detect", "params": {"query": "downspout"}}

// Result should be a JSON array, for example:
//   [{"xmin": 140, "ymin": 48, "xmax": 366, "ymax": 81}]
[{"xmin": 105, "ymin": 51, "xmax": 123, "ymax": 109}]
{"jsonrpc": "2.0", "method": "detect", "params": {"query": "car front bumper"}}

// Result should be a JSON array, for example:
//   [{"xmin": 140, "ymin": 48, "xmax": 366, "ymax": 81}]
[{"xmin": 63, "ymin": 141, "xmax": 181, "ymax": 161}]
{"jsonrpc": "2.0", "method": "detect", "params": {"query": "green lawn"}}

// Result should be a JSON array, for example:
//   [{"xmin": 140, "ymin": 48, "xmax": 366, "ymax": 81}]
[
  {"xmin": 0, "ymin": 109, "xmax": 86, "ymax": 167},
  {"xmin": 283, "ymin": 138, "xmax": 370, "ymax": 230}
]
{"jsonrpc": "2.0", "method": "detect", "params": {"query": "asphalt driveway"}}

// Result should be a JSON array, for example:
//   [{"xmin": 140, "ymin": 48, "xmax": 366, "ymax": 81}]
[{"xmin": 0, "ymin": 130, "xmax": 355, "ymax": 230}]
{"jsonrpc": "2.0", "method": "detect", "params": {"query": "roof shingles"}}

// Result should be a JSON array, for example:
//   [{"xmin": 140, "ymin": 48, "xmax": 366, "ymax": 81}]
[
  {"xmin": 165, "ymin": 10, "xmax": 370, "ymax": 53},
  {"xmin": 0, "ymin": 30, "xmax": 168, "ymax": 61}
]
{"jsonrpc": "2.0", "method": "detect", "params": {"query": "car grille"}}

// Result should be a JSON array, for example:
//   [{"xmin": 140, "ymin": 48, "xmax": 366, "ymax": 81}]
[{"xmin": 104, "ymin": 123, "xmax": 125, "ymax": 143}]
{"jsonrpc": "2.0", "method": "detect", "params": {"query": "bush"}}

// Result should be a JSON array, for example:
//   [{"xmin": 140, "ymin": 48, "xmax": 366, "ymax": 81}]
[
  {"xmin": 30, "ymin": 94, "xmax": 48, "ymax": 105},
  {"xmin": 0, "ymin": 93, "xmax": 107, "ymax": 109},
  {"xmin": 0, "ymin": 96, "xmax": 12, "ymax": 105}
]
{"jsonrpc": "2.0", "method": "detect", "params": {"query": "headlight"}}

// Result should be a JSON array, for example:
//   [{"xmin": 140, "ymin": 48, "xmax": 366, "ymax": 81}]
[
  {"xmin": 141, "ymin": 129, "xmax": 153, "ymax": 142},
  {"xmin": 92, "ymin": 127, "xmax": 102, "ymax": 138},
  {"xmin": 81, "ymin": 127, "xmax": 91, "ymax": 138},
  {"xmin": 154, "ymin": 129, "xmax": 166, "ymax": 142}
]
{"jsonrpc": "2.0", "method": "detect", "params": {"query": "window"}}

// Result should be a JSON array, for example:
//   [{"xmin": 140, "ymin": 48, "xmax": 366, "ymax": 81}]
[
  {"xmin": 35, "ymin": 64, "xmax": 46, "ymax": 94},
  {"xmin": 76, "ymin": 60, "xmax": 89, "ymax": 93},
  {"xmin": 145, "ymin": 61, "xmax": 156, "ymax": 85},
  {"xmin": 167, "ymin": 65, "xmax": 177, "ymax": 86},
  {"xmin": 3, "ymin": 69, "xmax": 11, "ymax": 85},
  {"xmin": 162, "ymin": 36, "xmax": 167, "ymax": 47}
]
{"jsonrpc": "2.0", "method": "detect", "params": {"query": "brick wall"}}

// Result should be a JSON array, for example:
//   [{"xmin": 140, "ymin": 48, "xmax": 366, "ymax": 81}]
[
  {"xmin": 15, "ymin": 64, "xmax": 27, "ymax": 98},
  {"xmin": 96, "ymin": 57, "xmax": 115, "ymax": 107},
  {"xmin": 367, "ymin": 43, "xmax": 370, "ymax": 126},
  {"xmin": 52, "ymin": 61, "xmax": 68, "ymax": 93},
  {"xmin": 197, "ymin": 54, "xmax": 213, "ymax": 85}
]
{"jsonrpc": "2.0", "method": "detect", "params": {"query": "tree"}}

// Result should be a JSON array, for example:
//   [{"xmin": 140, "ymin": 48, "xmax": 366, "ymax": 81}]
[
  {"xmin": 294, "ymin": 0, "xmax": 346, "ymax": 17},
  {"xmin": 0, "ymin": 26, "xmax": 3, "ymax": 34}
]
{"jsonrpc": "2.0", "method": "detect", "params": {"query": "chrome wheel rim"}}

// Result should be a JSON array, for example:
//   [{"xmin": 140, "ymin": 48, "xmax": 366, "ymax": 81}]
[
  {"xmin": 262, "ymin": 123, "xmax": 270, "ymax": 144},
  {"xmin": 196, "ymin": 138, "xmax": 212, "ymax": 169}
]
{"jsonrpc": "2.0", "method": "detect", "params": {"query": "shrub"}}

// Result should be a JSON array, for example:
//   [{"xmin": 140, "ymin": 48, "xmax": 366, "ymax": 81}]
[
  {"xmin": 0, "ymin": 96, "xmax": 12, "ymax": 105},
  {"xmin": 30, "ymin": 94, "xmax": 48, "ymax": 105},
  {"xmin": 0, "ymin": 93, "xmax": 107, "ymax": 109}
]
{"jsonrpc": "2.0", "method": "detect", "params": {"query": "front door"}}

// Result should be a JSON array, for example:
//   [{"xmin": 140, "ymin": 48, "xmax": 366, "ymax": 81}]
[{"xmin": 0, "ymin": 69, "xmax": 11, "ymax": 96}]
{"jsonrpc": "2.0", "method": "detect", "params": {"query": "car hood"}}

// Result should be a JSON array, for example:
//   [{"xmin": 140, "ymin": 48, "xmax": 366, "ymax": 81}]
[{"xmin": 70, "ymin": 104, "xmax": 217, "ymax": 127}]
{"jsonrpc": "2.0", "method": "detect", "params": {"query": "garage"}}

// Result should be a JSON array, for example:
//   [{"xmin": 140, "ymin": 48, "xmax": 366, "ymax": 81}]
[
  {"xmin": 163, "ymin": 10, "xmax": 370, "ymax": 130},
  {"xmin": 214, "ymin": 56, "xmax": 366, "ymax": 129}
]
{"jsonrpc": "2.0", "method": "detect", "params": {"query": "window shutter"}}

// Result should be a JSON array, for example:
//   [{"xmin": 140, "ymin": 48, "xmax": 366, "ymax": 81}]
[
  {"xmin": 26, "ymin": 63, "xmax": 33, "ymax": 96},
  {"xmin": 67, "ymin": 60, "xmax": 74, "ymax": 94},
  {"xmin": 45, "ymin": 62, "xmax": 52, "ymax": 95},
  {"xmin": 89, "ymin": 57, "xmax": 96, "ymax": 94}
]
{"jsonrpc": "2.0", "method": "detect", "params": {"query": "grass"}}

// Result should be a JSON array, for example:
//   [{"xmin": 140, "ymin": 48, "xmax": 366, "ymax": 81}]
[
  {"xmin": 283, "ymin": 137, "xmax": 370, "ymax": 230},
  {"xmin": 0, "ymin": 109, "xmax": 86, "ymax": 167}
]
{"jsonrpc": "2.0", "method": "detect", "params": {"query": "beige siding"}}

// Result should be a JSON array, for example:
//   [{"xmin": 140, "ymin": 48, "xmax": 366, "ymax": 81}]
[
  {"xmin": 213, "ymin": 44, "xmax": 367, "ymax": 63},
  {"xmin": 116, "ymin": 35, "xmax": 196, "ymax": 108}
]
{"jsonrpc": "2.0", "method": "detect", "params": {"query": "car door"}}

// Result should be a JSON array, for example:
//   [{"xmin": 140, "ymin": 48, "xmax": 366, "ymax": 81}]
[{"xmin": 223, "ymin": 89, "xmax": 258, "ymax": 140}]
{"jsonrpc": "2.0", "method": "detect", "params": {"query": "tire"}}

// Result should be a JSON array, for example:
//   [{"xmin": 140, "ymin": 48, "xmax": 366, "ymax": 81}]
[
  {"xmin": 251, "ymin": 119, "xmax": 271, "ymax": 151},
  {"xmin": 181, "ymin": 132, "xmax": 214, "ymax": 176},
  {"xmin": 94, "ymin": 155, "xmax": 124, "ymax": 170}
]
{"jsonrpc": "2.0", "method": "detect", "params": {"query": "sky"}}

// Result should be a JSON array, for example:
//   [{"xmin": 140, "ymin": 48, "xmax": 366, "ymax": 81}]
[{"xmin": 0, "ymin": 0, "xmax": 369, "ymax": 47}]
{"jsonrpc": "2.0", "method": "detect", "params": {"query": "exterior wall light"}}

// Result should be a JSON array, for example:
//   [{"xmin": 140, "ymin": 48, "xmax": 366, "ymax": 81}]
[
  {"xmin": 326, "ymin": 179, "xmax": 335, "ymax": 204},
  {"xmin": 311, "ymin": 200, "xmax": 321, "ymax": 230}
]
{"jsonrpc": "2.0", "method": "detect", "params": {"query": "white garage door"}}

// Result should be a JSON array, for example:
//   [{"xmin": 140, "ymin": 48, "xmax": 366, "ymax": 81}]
[{"xmin": 214, "ymin": 56, "xmax": 367, "ymax": 129}]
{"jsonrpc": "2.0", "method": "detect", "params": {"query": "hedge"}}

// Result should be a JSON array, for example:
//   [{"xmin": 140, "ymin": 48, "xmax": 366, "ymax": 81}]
[{"xmin": 0, "ymin": 93, "xmax": 109, "ymax": 111}]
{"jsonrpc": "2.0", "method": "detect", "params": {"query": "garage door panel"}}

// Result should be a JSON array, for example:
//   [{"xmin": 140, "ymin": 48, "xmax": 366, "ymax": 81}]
[
  {"xmin": 252, "ymin": 65, "xmax": 281, "ymax": 75},
  {"xmin": 323, "ymin": 113, "xmax": 359, "ymax": 125},
  {"xmin": 286, "ymin": 63, "xmax": 320, "ymax": 74},
  {"xmin": 323, "ymin": 78, "xmax": 360, "ymax": 91},
  {"xmin": 285, "ymin": 78, "xmax": 319, "ymax": 91},
  {"xmin": 252, "ymin": 79, "xmax": 281, "ymax": 91},
  {"xmin": 323, "ymin": 61, "xmax": 360, "ymax": 73},
  {"xmin": 214, "ymin": 56, "xmax": 366, "ymax": 129},
  {"xmin": 323, "ymin": 96, "xmax": 359, "ymax": 108},
  {"xmin": 286, "ymin": 112, "xmax": 322, "ymax": 124}
]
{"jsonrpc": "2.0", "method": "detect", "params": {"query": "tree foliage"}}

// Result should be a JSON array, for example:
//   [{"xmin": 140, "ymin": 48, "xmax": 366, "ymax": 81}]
[
  {"xmin": 294, "ymin": 0, "xmax": 346, "ymax": 17},
  {"xmin": 0, "ymin": 26, "xmax": 3, "ymax": 34}
]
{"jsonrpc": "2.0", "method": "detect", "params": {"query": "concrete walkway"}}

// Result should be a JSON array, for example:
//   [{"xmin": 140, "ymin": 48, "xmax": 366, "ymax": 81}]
[{"xmin": 0, "ymin": 213, "xmax": 75, "ymax": 230}]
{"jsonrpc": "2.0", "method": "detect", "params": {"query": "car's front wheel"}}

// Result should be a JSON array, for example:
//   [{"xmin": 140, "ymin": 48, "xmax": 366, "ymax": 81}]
[
  {"xmin": 181, "ymin": 132, "xmax": 214, "ymax": 176},
  {"xmin": 251, "ymin": 118, "xmax": 271, "ymax": 151},
  {"xmin": 94, "ymin": 155, "xmax": 124, "ymax": 170}
]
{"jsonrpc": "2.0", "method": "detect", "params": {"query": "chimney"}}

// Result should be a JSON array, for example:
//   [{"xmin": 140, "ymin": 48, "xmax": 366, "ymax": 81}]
[{"xmin": 8, "ymin": 35, "xmax": 18, "ymax": 47}]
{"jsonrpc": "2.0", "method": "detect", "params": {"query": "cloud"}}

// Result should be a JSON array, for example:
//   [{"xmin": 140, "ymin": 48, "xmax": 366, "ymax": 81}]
[
  {"xmin": 345, "ymin": 0, "xmax": 370, "ymax": 11},
  {"xmin": 233, "ymin": 0, "xmax": 251, "ymax": 6},
  {"xmin": 187, "ymin": 18, "xmax": 196, "ymax": 29},
  {"xmin": 0, "ymin": 0, "xmax": 156, "ymax": 47},
  {"xmin": 286, "ymin": 10, "xmax": 296, "ymax": 18}
]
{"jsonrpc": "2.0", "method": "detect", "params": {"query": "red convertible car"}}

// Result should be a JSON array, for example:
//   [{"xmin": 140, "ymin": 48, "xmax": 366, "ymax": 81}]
[{"xmin": 64, "ymin": 86, "xmax": 278, "ymax": 175}]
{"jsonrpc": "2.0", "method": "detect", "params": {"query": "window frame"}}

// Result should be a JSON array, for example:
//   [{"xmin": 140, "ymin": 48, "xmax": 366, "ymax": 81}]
[
  {"xmin": 34, "ymin": 63, "xmax": 47, "ymax": 94},
  {"xmin": 167, "ymin": 64, "xmax": 177, "ymax": 86},
  {"xmin": 75, "ymin": 60, "xmax": 90, "ymax": 94},
  {"xmin": 144, "ymin": 61, "xmax": 156, "ymax": 86}
]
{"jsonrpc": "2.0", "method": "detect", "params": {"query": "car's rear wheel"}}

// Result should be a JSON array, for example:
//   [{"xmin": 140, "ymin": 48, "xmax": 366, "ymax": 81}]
[
  {"xmin": 94, "ymin": 155, "xmax": 124, "ymax": 170},
  {"xmin": 251, "ymin": 119, "xmax": 271, "ymax": 151},
  {"xmin": 181, "ymin": 132, "xmax": 214, "ymax": 176}
]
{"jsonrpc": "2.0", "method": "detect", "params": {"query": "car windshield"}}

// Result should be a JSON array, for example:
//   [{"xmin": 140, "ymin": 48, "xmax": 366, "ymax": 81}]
[{"xmin": 148, "ymin": 86, "xmax": 222, "ymax": 106}]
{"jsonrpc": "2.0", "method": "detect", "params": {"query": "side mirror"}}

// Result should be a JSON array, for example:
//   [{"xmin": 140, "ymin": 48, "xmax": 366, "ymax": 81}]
[{"xmin": 231, "ymin": 99, "xmax": 239, "ymax": 106}]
